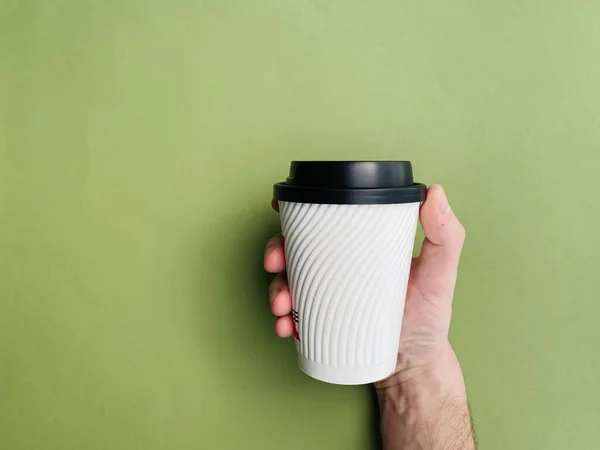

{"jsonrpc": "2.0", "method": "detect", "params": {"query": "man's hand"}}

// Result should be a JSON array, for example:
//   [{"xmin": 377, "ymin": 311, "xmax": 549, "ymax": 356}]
[
  {"xmin": 377, "ymin": 184, "xmax": 465, "ymax": 386},
  {"xmin": 264, "ymin": 185, "xmax": 475, "ymax": 450}
]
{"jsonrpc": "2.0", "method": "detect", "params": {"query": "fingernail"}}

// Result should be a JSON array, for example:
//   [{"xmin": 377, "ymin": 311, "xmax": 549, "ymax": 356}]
[
  {"xmin": 265, "ymin": 239, "xmax": 276, "ymax": 256},
  {"xmin": 437, "ymin": 186, "xmax": 450, "ymax": 215},
  {"xmin": 270, "ymin": 288, "xmax": 281, "ymax": 304}
]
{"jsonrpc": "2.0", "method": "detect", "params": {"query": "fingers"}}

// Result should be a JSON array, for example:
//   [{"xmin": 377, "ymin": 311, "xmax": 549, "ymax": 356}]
[
  {"xmin": 267, "ymin": 252, "xmax": 293, "ymax": 338},
  {"xmin": 415, "ymin": 185, "xmax": 466, "ymax": 296},
  {"xmin": 264, "ymin": 234, "xmax": 285, "ymax": 273},
  {"xmin": 275, "ymin": 315, "xmax": 294, "ymax": 338},
  {"xmin": 269, "ymin": 273, "xmax": 292, "ymax": 317},
  {"xmin": 265, "ymin": 202, "xmax": 291, "ymax": 339}
]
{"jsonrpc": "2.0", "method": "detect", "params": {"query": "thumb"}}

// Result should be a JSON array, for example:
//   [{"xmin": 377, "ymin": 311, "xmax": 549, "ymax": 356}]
[{"xmin": 414, "ymin": 185, "xmax": 466, "ymax": 297}]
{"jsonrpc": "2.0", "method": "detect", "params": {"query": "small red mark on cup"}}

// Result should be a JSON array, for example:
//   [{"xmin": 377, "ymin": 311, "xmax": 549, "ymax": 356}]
[{"xmin": 291, "ymin": 309, "xmax": 300, "ymax": 341}]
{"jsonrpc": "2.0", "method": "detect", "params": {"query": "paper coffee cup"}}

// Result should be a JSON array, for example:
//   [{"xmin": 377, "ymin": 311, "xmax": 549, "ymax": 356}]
[{"xmin": 273, "ymin": 161, "xmax": 426, "ymax": 385}]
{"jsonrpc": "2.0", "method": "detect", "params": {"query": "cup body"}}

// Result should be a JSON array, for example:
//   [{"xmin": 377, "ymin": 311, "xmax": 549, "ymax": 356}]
[{"xmin": 279, "ymin": 201, "xmax": 420, "ymax": 385}]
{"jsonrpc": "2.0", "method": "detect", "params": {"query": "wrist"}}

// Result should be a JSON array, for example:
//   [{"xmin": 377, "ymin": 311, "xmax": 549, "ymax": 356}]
[
  {"xmin": 375, "ymin": 344, "xmax": 475, "ymax": 450},
  {"xmin": 376, "ymin": 343, "xmax": 466, "ymax": 402}
]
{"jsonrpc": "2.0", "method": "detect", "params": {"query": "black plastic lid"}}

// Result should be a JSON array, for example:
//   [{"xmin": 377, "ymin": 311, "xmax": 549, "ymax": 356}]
[{"xmin": 273, "ymin": 161, "xmax": 427, "ymax": 205}]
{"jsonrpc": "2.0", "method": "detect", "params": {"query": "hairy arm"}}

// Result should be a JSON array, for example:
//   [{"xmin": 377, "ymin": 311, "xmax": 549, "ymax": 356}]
[{"xmin": 376, "ymin": 349, "xmax": 476, "ymax": 450}]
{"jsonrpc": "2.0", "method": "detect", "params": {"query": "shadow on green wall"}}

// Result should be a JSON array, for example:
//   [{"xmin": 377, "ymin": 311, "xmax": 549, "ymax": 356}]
[{"xmin": 193, "ymin": 203, "xmax": 381, "ymax": 447}]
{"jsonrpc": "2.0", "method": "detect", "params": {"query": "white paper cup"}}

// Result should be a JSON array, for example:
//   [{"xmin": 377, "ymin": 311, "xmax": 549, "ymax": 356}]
[{"xmin": 273, "ymin": 161, "xmax": 426, "ymax": 385}]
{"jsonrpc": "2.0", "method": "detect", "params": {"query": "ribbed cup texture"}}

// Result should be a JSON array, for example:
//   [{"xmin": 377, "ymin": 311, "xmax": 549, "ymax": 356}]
[{"xmin": 279, "ymin": 202, "xmax": 419, "ymax": 383}]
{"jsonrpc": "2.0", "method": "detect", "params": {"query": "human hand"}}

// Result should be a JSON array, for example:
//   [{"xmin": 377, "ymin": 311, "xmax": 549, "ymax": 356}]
[{"xmin": 263, "ymin": 185, "xmax": 465, "ymax": 387}]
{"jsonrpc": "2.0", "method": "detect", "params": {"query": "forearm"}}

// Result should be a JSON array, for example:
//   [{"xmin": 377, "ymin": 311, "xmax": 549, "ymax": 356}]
[{"xmin": 376, "ymin": 350, "xmax": 475, "ymax": 450}]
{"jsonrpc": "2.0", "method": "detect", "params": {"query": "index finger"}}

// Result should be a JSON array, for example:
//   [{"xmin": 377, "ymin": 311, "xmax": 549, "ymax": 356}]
[{"xmin": 264, "ymin": 234, "xmax": 286, "ymax": 273}]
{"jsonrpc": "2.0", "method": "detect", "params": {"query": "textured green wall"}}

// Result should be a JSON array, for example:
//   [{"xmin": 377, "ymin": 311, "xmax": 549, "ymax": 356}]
[{"xmin": 1, "ymin": 1, "xmax": 599, "ymax": 449}]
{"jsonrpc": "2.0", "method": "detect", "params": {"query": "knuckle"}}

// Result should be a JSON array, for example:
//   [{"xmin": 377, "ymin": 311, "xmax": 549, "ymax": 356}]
[
  {"xmin": 269, "ymin": 273, "xmax": 286, "ymax": 298},
  {"xmin": 456, "ymin": 222, "xmax": 466, "ymax": 242},
  {"xmin": 265, "ymin": 235, "xmax": 277, "ymax": 250},
  {"xmin": 268, "ymin": 278, "xmax": 279, "ymax": 298}
]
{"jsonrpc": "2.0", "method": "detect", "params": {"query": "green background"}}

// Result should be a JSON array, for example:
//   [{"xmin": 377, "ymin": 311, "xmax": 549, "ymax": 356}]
[{"xmin": 1, "ymin": 1, "xmax": 599, "ymax": 449}]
